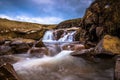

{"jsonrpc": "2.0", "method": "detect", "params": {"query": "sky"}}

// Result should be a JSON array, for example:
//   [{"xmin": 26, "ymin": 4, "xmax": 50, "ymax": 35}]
[{"xmin": 0, "ymin": 0, "xmax": 93, "ymax": 24}]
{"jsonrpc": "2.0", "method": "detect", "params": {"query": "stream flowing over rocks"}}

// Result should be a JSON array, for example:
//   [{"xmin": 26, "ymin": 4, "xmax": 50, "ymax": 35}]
[
  {"xmin": 0, "ymin": 0, "xmax": 120, "ymax": 80},
  {"xmin": 10, "ymin": 29, "xmax": 115, "ymax": 80}
]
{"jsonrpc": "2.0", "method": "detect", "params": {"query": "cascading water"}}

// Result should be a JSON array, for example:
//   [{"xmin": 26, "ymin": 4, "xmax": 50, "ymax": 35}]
[
  {"xmin": 12, "ymin": 29, "xmax": 114, "ymax": 80},
  {"xmin": 42, "ymin": 30, "xmax": 54, "ymax": 42},
  {"xmin": 42, "ymin": 30, "xmax": 76, "ymax": 42},
  {"xmin": 13, "ymin": 50, "xmax": 114, "ymax": 80},
  {"xmin": 58, "ymin": 31, "xmax": 76, "ymax": 42}
]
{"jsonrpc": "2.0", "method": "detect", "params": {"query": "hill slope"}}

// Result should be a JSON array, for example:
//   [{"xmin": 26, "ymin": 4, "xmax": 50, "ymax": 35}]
[
  {"xmin": 56, "ymin": 18, "xmax": 81, "ymax": 29},
  {"xmin": 0, "ymin": 18, "xmax": 56, "ymax": 40}
]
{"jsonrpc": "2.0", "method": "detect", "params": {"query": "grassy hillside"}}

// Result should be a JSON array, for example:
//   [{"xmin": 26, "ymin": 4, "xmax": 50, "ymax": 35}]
[
  {"xmin": 56, "ymin": 18, "xmax": 81, "ymax": 29},
  {"xmin": 0, "ymin": 18, "xmax": 56, "ymax": 40}
]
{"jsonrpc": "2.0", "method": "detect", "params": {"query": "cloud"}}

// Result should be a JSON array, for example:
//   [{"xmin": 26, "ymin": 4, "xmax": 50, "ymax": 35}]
[
  {"xmin": 31, "ymin": 0, "xmax": 54, "ymax": 5},
  {"xmin": 0, "ymin": 14, "xmax": 63, "ymax": 24},
  {"xmin": 0, "ymin": 14, "xmax": 13, "ymax": 20}
]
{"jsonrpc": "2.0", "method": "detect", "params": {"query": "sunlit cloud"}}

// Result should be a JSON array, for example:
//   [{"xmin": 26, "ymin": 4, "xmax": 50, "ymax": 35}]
[{"xmin": 0, "ymin": 14, "xmax": 63, "ymax": 24}]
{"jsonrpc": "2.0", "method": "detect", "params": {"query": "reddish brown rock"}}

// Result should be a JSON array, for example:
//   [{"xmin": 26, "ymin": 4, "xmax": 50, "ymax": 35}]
[{"xmin": 0, "ymin": 63, "xmax": 20, "ymax": 80}]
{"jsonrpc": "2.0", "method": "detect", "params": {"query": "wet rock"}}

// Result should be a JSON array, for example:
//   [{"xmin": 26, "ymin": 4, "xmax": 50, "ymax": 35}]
[
  {"xmin": 114, "ymin": 55, "xmax": 120, "ymax": 80},
  {"xmin": 70, "ymin": 48, "xmax": 95, "ymax": 61},
  {"xmin": 61, "ymin": 43, "xmax": 85, "ymax": 51},
  {"xmin": 0, "ymin": 37, "xmax": 6, "ymax": 45},
  {"xmin": 11, "ymin": 39, "xmax": 30, "ymax": 54},
  {"xmin": 0, "ymin": 55, "xmax": 21, "ymax": 64},
  {"xmin": 0, "ymin": 45, "xmax": 14, "ymax": 55},
  {"xmin": 11, "ymin": 38, "xmax": 35, "ymax": 47},
  {"xmin": 71, "ymin": 48, "xmax": 94, "ymax": 57},
  {"xmin": 0, "ymin": 63, "xmax": 20, "ymax": 80},
  {"xmin": 74, "ymin": 28, "xmax": 81, "ymax": 41},
  {"xmin": 53, "ymin": 29, "xmax": 64, "ymax": 40},
  {"xmin": 34, "ymin": 39, "xmax": 46, "ymax": 47},
  {"xmin": 47, "ymin": 44, "xmax": 61, "ymax": 56},
  {"xmin": 94, "ymin": 35, "xmax": 120, "ymax": 56},
  {"xmin": 28, "ymin": 47, "xmax": 49, "ymax": 57}
]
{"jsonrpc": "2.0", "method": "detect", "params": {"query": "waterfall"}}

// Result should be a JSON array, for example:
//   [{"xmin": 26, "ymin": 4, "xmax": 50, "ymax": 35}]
[
  {"xmin": 42, "ymin": 30, "xmax": 55, "ymax": 42},
  {"xmin": 58, "ymin": 31, "xmax": 76, "ymax": 42},
  {"xmin": 42, "ymin": 30, "xmax": 76, "ymax": 42}
]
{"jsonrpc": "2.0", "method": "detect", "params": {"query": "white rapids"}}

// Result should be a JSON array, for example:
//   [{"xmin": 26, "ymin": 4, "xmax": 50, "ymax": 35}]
[{"xmin": 13, "ymin": 50, "xmax": 114, "ymax": 80}]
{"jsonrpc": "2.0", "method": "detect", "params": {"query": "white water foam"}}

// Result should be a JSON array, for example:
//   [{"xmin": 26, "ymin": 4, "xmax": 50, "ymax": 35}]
[{"xmin": 13, "ymin": 50, "xmax": 114, "ymax": 80}]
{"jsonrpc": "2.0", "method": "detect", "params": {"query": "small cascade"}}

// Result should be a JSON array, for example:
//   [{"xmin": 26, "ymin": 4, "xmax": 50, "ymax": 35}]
[
  {"xmin": 42, "ymin": 30, "xmax": 54, "ymax": 42},
  {"xmin": 42, "ymin": 30, "xmax": 76, "ymax": 42},
  {"xmin": 58, "ymin": 31, "xmax": 76, "ymax": 42}
]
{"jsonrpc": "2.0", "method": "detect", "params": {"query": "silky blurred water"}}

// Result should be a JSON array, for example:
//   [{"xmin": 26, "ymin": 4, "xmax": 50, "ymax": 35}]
[{"xmin": 13, "ymin": 50, "xmax": 114, "ymax": 80}]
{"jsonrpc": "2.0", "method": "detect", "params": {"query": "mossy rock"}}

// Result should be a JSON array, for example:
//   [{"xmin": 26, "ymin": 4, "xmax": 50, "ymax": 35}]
[{"xmin": 95, "ymin": 35, "xmax": 120, "ymax": 55}]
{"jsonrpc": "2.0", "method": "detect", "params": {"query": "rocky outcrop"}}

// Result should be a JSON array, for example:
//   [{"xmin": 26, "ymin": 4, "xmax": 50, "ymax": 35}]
[
  {"xmin": 0, "ymin": 63, "xmax": 20, "ymax": 80},
  {"xmin": 10, "ymin": 40, "xmax": 30, "ymax": 54},
  {"xmin": 79, "ymin": 0, "xmax": 120, "ymax": 44},
  {"xmin": 56, "ymin": 18, "xmax": 81, "ymax": 29}
]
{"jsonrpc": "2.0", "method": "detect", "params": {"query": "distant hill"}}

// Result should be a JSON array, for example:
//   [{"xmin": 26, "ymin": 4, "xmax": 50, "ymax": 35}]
[
  {"xmin": 0, "ymin": 18, "xmax": 56, "ymax": 40},
  {"xmin": 56, "ymin": 18, "xmax": 81, "ymax": 29}
]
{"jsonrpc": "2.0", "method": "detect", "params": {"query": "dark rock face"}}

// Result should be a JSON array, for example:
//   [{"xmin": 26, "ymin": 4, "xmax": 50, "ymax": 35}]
[
  {"xmin": 53, "ymin": 30, "xmax": 65, "ymax": 40},
  {"xmin": 0, "ymin": 63, "xmax": 20, "ymax": 80},
  {"xmin": 114, "ymin": 55, "xmax": 120, "ymax": 80},
  {"xmin": 80, "ymin": 0, "xmax": 120, "ymax": 44},
  {"xmin": 11, "ymin": 41, "xmax": 30, "ymax": 54}
]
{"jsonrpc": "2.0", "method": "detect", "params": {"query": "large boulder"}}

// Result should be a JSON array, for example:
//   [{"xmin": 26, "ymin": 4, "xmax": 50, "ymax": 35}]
[
  {"xmin": 0, "ymin": 63, "xmax": 20, "ymax": 80},
  {"xmin": 10, "ymin": 39, "xmax": 30, "ymax": 54},
  {"xmin": 95, "ymin": 35, "xmax": 120, "ymax": 55}
]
